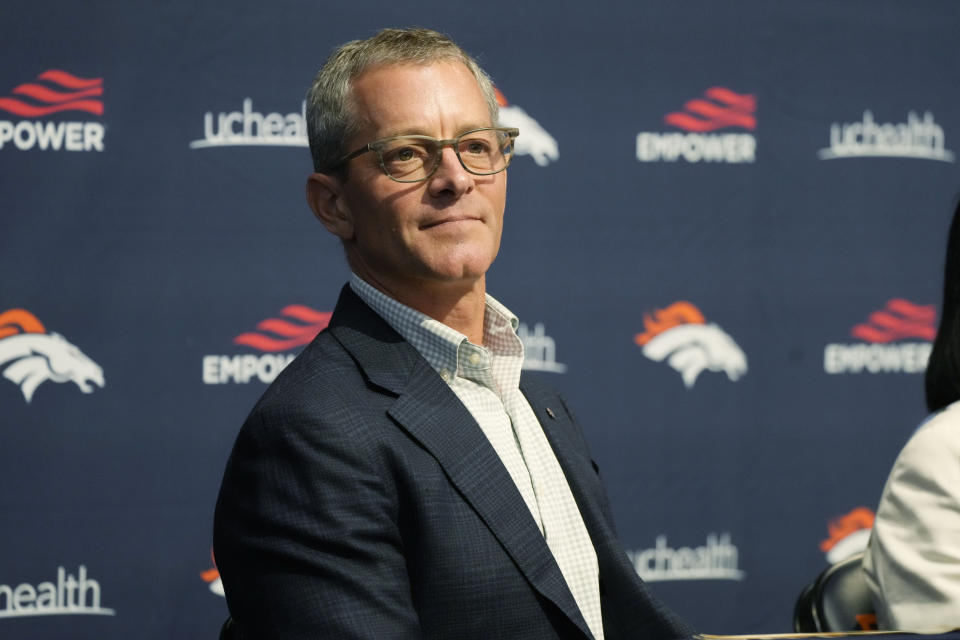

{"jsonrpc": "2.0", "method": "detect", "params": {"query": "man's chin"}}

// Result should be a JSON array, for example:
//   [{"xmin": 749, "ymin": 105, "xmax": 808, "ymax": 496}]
[{"xmin": 425, "ymin": 253, "xmax": 499, "ymax": 284}]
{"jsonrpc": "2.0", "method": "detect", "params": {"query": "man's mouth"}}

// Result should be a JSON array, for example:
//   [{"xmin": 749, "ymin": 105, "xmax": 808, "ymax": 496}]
[{"xmin": 421, "ymin": 215, "xmax": 480, "ymax": 229}]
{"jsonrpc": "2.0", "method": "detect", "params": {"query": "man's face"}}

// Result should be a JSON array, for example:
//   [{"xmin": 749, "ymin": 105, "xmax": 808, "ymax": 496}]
[{"xmin": 331, "ymin": 61, "xmax": 507, "ymax": 295}]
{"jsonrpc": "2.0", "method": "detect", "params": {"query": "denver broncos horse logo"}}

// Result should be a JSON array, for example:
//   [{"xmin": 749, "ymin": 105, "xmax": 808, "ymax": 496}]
[
  {"xmin": 635, "ymin": 301, "xmax": 747, "ymax": 388},
  {"xmin": 820, "ymin": 506, "xmax": 875, "ymax": 564},
  {"xmin": 0, "ymin": 308, "xmax": 104, "ymax": 402},
  {"xmin": 495, "ymin": 88, "xmax": 559, "ymax": 167},
  {"xmin": 201, "ymin": 549, "xmax": 225, "ymax": 597}
]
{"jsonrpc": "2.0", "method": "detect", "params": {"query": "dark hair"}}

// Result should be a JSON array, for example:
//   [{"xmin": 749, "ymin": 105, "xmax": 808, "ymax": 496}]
[{"xmin": 925, "ymin": 197, "xmax": 960, "ymax": 412}]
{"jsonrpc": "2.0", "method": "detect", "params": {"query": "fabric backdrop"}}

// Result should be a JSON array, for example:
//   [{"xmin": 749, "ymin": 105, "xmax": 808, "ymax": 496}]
[{"xmin": 2, "ymin": 1, "xmax": 959, "ymax": 636}]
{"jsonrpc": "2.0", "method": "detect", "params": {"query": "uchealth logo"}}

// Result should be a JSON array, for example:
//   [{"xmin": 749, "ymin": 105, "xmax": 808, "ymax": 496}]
[
  {"xmin": 634, "ymin": 302, "xmax": 747, "ymax": 388},
  {"xmin": 824, "ymin": 299, "xmax": 935, "ymax": 375},
  {"xmin": 495, "ymin": 88, "xmax": 558, "ymax": 167},
  {"xmin": 518, "ymin": 322, "xmax": 567, "ymax": 373},
  {"xmin": 637, "ymin": 87, "xmax": 756, "ymax": 163},
  {"xmin": 0, "ymin": 69, "xmax": 105, "ymax": 152},
  {"xmin": 0, "ymin": 565, "xmax": 115, "ymax": 619},
  {"xmin": 819, "ymin": 110, "xmax": 954, "ymax": 163},
  {"xmin": 202, "ymin": 305, "xmax": 330, "ymax": 384},
  {"xmin": 201, "ymin": 550, "xmax": 224, "ymax": 597},
  {"xmin": 820, "ymin": 507, "xmax": 875, "ymax": 564},
  {"xmin": 0, "ymin": 309, "xmax": 105, "ymax": 403},
  {"xmin": 626, "ymin": 533, "xmax": 744, "ymax": 582},
  {"xmin": 189, "ymin": 98, "xmax": 308, "ymax": 149}
]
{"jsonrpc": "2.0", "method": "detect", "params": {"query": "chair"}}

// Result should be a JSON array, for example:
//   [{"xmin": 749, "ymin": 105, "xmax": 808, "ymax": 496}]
[
  {"xmin": 793, "ymin": 551, "xmax": 877, "ymax": 632},
  {"xmin": 219, "ymin": 616, "xmax": 238, "ymax": 640}
]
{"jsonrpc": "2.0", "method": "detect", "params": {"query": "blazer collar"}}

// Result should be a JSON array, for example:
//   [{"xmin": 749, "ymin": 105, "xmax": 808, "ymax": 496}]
[
  {"xmin": 327, "ymin": 284, "xmax": 416, "ymax": 395},
  {"xmin": 327, "ymin": 284, "xmax": 596, "ymax": 639}
]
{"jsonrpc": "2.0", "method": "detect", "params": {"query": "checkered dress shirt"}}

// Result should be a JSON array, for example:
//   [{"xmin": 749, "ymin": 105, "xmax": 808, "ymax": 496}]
[{"xmin": 350, "ymin": 274, "xmax": 604, "ymax": 639}]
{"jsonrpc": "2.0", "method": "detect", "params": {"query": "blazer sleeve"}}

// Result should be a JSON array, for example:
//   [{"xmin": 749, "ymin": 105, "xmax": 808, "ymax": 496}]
[
  {"xmin": 864, "ymin": 410, "xmax": 960, "ymax": 632},
  {"xmin": 213, "ymin": 401, "xmax": 424, "ymax": 640}
]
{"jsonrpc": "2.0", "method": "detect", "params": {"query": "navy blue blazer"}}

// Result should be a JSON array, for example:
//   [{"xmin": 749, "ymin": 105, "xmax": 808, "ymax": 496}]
[{"xmin": 214, "ymin": 285, "xmax": 693, "ymax": 639}]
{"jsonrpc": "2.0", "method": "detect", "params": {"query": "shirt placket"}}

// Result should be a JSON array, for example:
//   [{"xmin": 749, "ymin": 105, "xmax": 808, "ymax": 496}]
[{"xmin": 458, "ymin": 343, "xmax": 544, "ymax": 533}]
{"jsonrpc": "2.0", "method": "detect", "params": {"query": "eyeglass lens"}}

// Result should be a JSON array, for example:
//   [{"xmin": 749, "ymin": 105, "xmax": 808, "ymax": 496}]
[{"xmin": 377, "ymin": 129, "xmax": 513, "ymax": 181}]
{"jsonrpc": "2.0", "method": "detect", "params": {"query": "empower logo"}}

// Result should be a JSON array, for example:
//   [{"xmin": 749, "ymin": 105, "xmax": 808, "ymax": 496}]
[
  {"xmin": 634, "ymin": 301, "xmax": 747, "ymax": 388},
  {"xmin": 0, "ymin": 70, "xmax": 105, "ymax": 151},
  {"xmin": 0, "ymin": 309, "xmax": 104, "ymax": 403},
  {"xmin": 819, "ymin": 111, "xmax": 954, "ymax": 162},
  {"xmin": 0, "ymin": 566, "xmax": 114, "ymax": 619},
  {"xmin": 824, "ymin": 299, "xmax": 935, "ymax": 374},
  {"xmin": 202, "ymin": 305, "xmax": 331, "ymax": 384},
  {"xmin": 637, "ymin": 87, "xmax": 756, "ymax": 163},
  {"xmin": 626, "ymin": 533, "xmax": 744, "ymax": 582},
  {"xmin": 495, "ymin": 88, "xmax": 558, "ymax": 167},
  {"xmin": 189, "ymin": 98, "xmax": 308, "ymax": 149}
]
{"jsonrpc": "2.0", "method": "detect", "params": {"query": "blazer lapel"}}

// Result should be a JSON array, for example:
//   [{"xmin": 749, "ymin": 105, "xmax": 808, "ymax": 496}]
[
  {"xmin": 520, "ymin": 379, "xmax": 626, "ymax": 564},
  {"xmin": 522, "ymin": 378, "xmax": 680, "ymax": 638},
  {"xmin": 519, "ymin": 378, "xmax": 620, "ymax": 552},
  {"xmin": 328, "ymin": 286, "xmax": 593, "ymax": 638}
]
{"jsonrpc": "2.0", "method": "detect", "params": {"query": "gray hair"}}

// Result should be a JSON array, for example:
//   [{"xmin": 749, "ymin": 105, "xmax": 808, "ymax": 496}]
[{"xmin": 306, "ymin": 28, "xmax": 499, "ymax": 174}]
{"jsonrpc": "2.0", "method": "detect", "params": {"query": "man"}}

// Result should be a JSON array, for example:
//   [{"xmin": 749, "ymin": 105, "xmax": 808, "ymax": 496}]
[{"xmin": 214, "ymin": 28, "xmax": 692, "ymax": 640}]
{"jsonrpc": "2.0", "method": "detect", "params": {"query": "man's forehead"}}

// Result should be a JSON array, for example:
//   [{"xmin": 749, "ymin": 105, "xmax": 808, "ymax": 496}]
[{"xmin": 349, "ymin": 61, "xmax": 492, "ymax": 138}]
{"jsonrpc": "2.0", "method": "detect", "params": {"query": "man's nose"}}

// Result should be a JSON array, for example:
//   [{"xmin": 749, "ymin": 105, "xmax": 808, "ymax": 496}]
[{"xmin": 427, "ymin": 146, "xmax": 473, "ymax": 197}]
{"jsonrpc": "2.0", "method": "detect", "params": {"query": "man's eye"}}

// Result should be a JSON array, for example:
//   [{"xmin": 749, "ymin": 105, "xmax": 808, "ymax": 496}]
[
  {"xmin": 463, "ymin": 140, "xmax": 490, "ymax": 155},
  {"xmin": 384, "ymin": 144, "xmax": 430, "ymax": 164}
]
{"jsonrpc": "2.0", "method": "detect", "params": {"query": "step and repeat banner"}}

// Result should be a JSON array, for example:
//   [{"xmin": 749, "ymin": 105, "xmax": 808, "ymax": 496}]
[{"xmin": 2, "ymin": 1, "xmax": 959, "ymax": 637}]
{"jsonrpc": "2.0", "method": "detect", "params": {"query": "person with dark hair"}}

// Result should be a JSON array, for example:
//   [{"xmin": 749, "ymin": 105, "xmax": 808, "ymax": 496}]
[
  {"xmin": 213, "ymin": 28, "xmax": 693, "ymax": 639},
  {"xmin": 864, "ymin": 198, "xmax": 960, "ymax": 631}
]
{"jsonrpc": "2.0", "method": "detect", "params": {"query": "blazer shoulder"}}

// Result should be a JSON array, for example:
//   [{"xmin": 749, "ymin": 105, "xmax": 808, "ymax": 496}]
[
  {"xmin": 255, "ymin": 329, "xmax": 360, "ymax": 405},
  {"xmin": 237, "ymin": 327, "xmax": 403, "ymax": 453}
]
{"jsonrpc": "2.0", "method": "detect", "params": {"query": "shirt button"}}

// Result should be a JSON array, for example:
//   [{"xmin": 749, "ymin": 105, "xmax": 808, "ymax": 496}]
[{"xmin": 468, "ymin": 353, "xmax": 481, "ymax": 365}]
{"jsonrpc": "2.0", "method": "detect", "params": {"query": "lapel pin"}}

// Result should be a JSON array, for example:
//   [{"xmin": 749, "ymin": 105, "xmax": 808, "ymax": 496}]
[{"xmin": 545, "ymin": 407, "xmax": 556, "ymax": 419}]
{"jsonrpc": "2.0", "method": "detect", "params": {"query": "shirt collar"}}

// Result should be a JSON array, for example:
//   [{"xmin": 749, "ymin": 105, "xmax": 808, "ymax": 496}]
[{"xmin": 349, "ymin": 273, "xmax": 523, "ymax": 384}]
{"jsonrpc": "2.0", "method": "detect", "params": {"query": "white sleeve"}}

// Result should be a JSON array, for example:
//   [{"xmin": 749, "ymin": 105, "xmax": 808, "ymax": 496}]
[{"xmin": 864, "ymin": 409, "xmax": 960, "ymax": 632}]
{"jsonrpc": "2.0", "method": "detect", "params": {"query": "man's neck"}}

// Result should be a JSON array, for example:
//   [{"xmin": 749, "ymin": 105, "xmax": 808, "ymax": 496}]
[{"xmin": 355, "ymin": 271, "xmax": 488, "ymax": 345}]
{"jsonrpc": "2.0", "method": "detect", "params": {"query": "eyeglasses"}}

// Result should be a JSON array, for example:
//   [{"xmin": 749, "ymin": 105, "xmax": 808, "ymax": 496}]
[{"xmin": 336, "ymin": 127, "xmax": 519, "ymax": 183}]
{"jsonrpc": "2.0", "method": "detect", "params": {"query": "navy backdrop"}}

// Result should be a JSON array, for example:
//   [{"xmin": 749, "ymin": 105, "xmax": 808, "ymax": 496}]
[{"xmin": 3, "ymin": 1, "xmax": 960, "ymax": 636}]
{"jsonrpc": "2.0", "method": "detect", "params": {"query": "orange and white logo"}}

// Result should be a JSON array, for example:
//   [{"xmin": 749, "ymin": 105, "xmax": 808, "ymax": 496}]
[
  {"xmin": 817, "ymin": 507, "xmax": 879, "ymax": 630},
  {"xmin": 0, "ymin": 69, "xmax": 105, "ymax": 152},
  {"xmin": 636, "ymin": 86, "xmax": 756, "ymax": 163},
  {"xmin": 495, "ymin": 88, "xmax": 558, "ymax": 167},
  {"xmin": 820, "ymin": 506, "xmax": 875, "ymax": 564},
  {"xmin": 824, "ymin": 298, "xmax": 934, "ymax": 374},
  {"xmin": 0, "ymin": 309, "xmax": 104, "ymax": 403},
  {"xmin": 200, "ymin": 550, "xmax": 224, "ymax": 597},
  {"xmin": 634, "ymin": 301, "xmax": 747, "ymax": 388},
  {"xmin": 202, "ymin": 305, "xmax": 331, "ymax": 384}
]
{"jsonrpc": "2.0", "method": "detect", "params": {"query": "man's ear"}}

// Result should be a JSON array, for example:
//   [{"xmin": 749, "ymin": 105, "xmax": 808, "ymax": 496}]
[{"xmin": 306, "ymin": 172, "xmax": 354, "ymax": 240}]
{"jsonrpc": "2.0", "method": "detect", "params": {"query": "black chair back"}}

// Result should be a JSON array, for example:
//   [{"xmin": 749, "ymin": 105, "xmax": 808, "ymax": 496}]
[
  {"xmin": 793, "ymin": 551, "xmax": 877, "ymax": 632},
  {"xmin": 219, "ymin": 616, "xmax": 238, "ymax": 640}
]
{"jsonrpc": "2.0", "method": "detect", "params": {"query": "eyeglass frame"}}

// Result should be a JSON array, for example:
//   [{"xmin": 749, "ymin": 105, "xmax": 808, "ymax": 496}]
[{"xmin": 333, "ymin": 126, "xmax": 520, "ymax": 183}]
